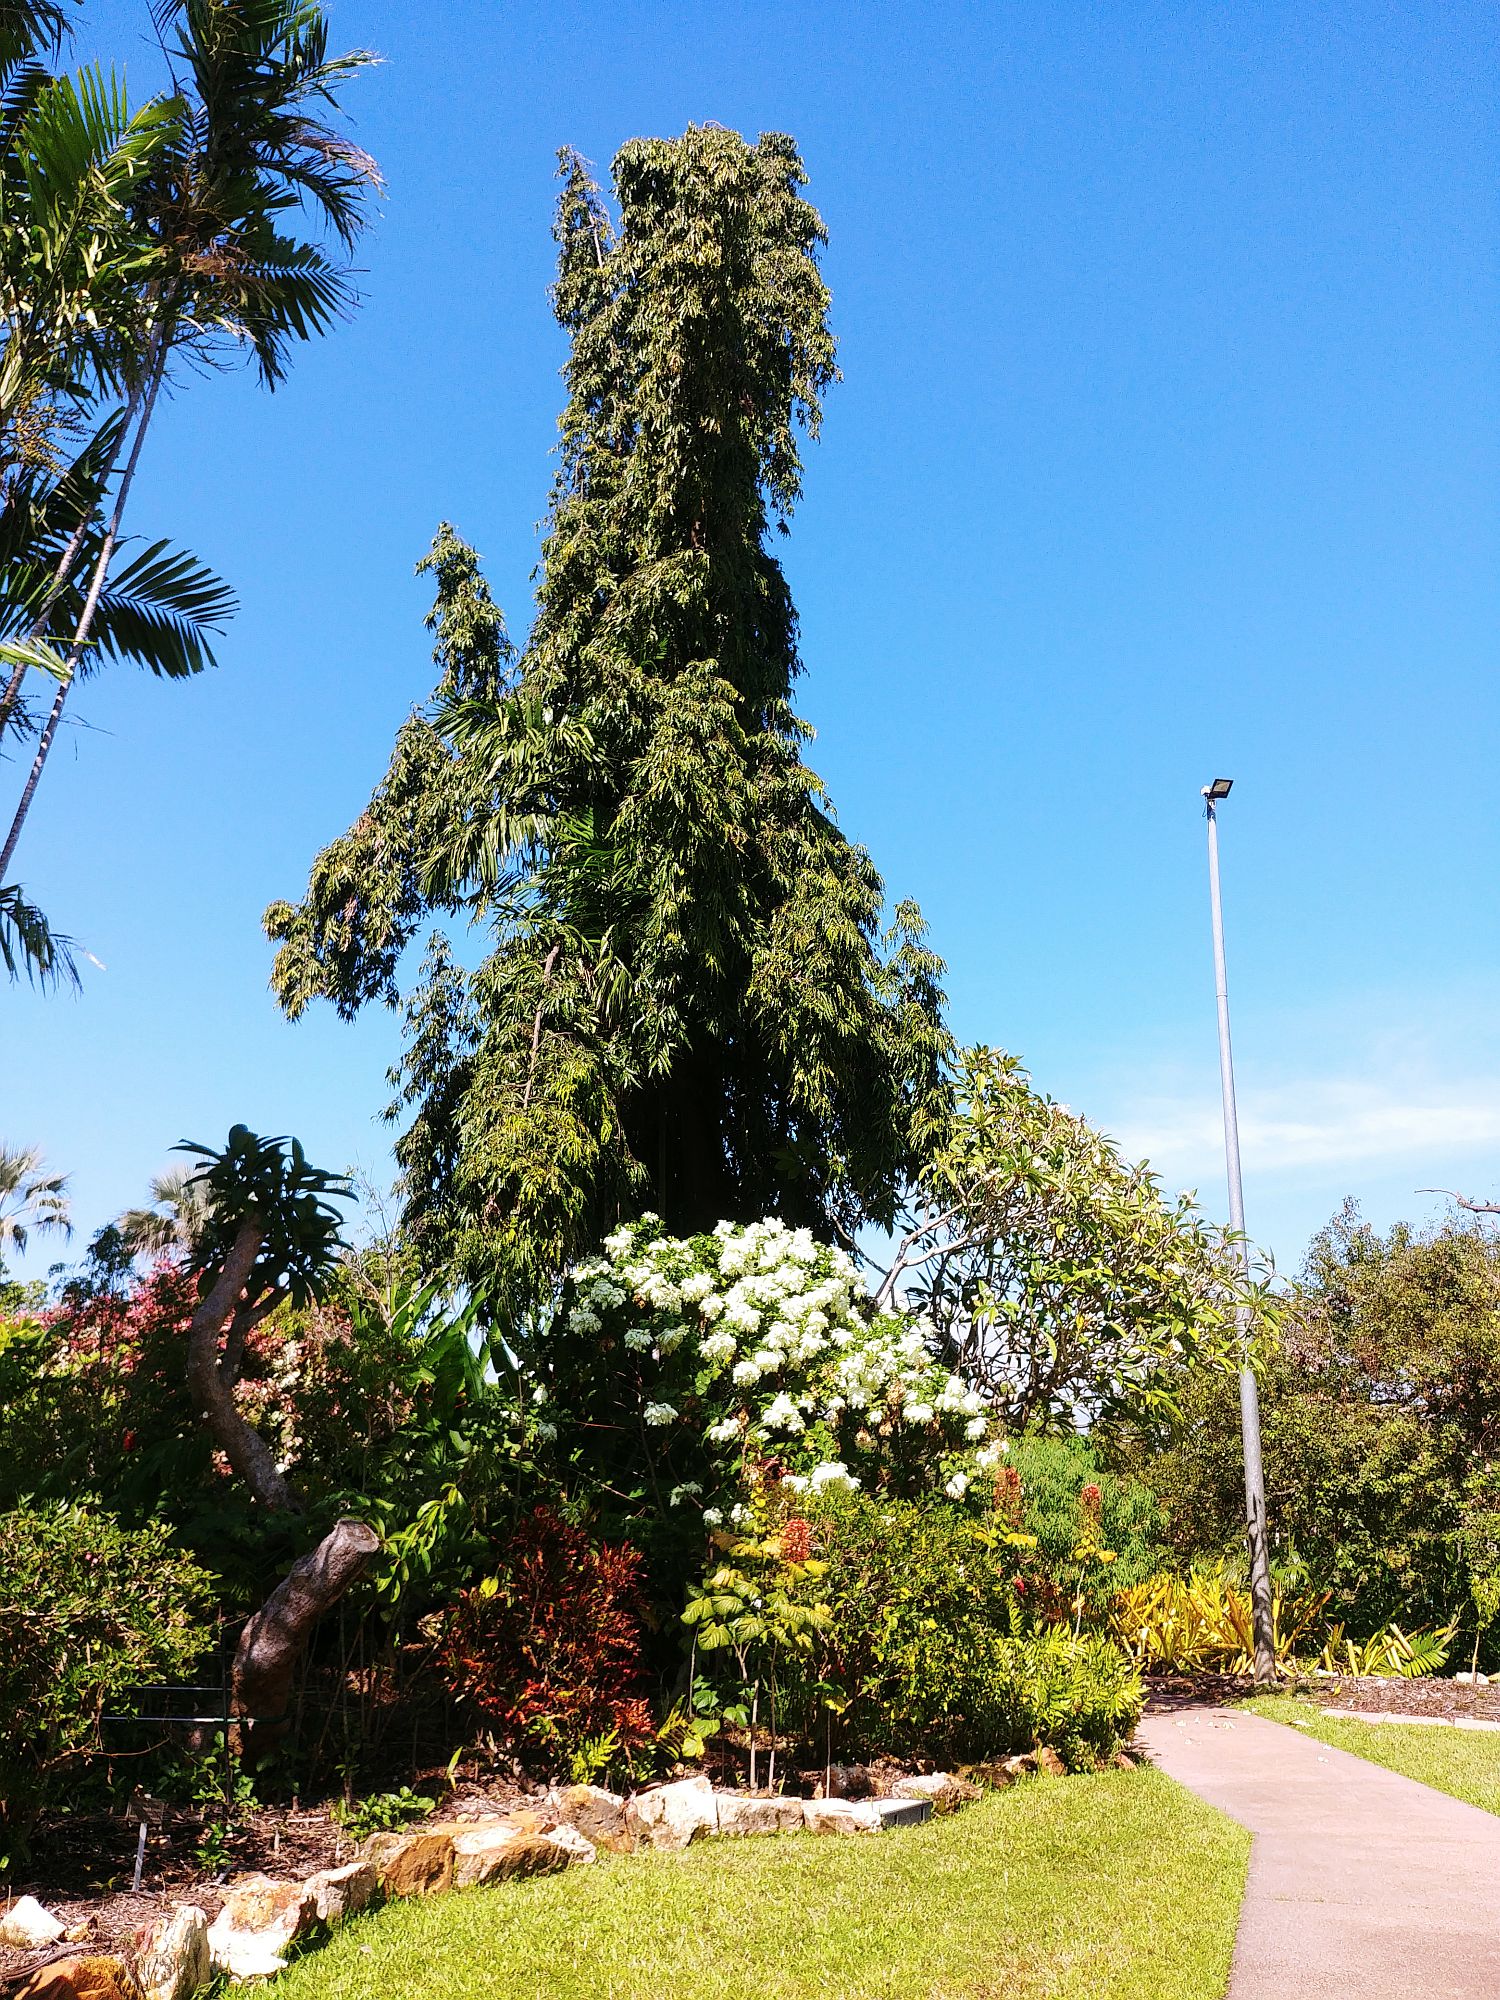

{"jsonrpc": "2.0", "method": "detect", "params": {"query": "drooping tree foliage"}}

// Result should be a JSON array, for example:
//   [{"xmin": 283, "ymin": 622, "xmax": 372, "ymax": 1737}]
[{"xmin": 266, "ymin": 129, "xmax": 951, "ymax": 1296}]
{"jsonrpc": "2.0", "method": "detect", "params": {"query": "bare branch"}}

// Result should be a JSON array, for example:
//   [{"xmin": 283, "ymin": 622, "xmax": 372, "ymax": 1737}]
[{"xmin": 1418, "ymin": 1188, "xmax": 1500, "ymax": 1217}]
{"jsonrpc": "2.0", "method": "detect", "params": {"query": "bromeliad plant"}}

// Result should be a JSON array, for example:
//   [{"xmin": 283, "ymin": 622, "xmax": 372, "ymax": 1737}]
[
  {"xmin": 1109, "ymin": 1569, "xmax": 1330, "ymax": 1673},
  {"xmin": 1109, "ymin": 1567, "xmax": 1455, "ymax": 1680},
  {"xmin": 1315, "ymin": 1621, "xmax": 1454, "ymax": 1680}
]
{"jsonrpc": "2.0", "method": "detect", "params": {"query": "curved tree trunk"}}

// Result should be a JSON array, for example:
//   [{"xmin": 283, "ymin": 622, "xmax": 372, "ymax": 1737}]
[
  {"xmin": 233, "ymin": 1518, "xmax": 381, "ymax": 1760},
  {"xmin": 0, "ymin": 337, "xmax": 167, "ymax": 881},
  {"xmin": 184, "ymin": 1222, "xmax": 297, "ymax": 1513},
  {"xmin": 184, "ymin": 1219, "xmax": 381, "ymax": 1758}
]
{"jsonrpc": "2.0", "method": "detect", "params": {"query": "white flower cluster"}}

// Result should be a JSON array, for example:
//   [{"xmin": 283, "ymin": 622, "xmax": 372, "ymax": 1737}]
[{"xmin": 563, "ymin": 1216, "xmax": 1002, "ymax": 1513}]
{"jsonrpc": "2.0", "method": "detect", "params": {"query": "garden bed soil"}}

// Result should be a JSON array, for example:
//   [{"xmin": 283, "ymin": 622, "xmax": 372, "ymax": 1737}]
[
  {"xmin": 0, "ymin": 1778, "xmax": 534, "ymax": 1991},
  {"xmin": 1304, "ymin": 1675, "xmax": 1500, "ymax": 1723},
  {"xmin": 1142, "ymin": 1672, "xmax": 1257, "ymax": 1713}
]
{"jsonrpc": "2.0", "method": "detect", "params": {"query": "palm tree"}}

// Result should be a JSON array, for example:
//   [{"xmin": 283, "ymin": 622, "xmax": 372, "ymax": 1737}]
[
  {"xmin": 0, "ymin": 1137, "xmax": 69, "ymax": 1257},
  {"xmin": 0, "ymin": 0, "xmax": 380, "ymax": 882},
  {"xmin": 115, "ymin": 1163, "xmax": 211, "ymax": 1259},
  {"xmin": 0, "ymin": 39, "xmax": 185, "ymax": 744},
  {"xmin": 0, "ymin": 16, "xmax": 236, "ymax": 970}
]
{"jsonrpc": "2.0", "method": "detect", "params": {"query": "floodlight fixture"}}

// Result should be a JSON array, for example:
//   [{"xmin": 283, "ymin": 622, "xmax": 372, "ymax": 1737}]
[{"xmin": 1203, "ymin": 777, "xmax": 1234, "ymax": 801}]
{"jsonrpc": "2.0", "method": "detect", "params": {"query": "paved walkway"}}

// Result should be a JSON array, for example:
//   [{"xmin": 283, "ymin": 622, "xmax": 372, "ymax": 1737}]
[{"xmin": 1136, "ymin": 1706, "xmax": 1500, "ymax": 1998}]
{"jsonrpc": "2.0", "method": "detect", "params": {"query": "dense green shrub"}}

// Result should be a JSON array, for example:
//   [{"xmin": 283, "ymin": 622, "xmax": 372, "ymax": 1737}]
[
  {"xmin": 807, "ymin": 1492, "xmax": 1141, "ymax": 1765},
  {"xmin": 1006, "ymin": 1434, "xmax": 1167, "ymax": 1616},
  {"xmin": 0, "ymin": 1503, "xmax": 216, "ymax": 1843},
  {"xmin": 1129, "ymin": 1361, "xmax": 1463, "ymax": 1633},
  {"xmin": 982, "ymin": 1631, "xmax": 1144, "ymax": 1768}
]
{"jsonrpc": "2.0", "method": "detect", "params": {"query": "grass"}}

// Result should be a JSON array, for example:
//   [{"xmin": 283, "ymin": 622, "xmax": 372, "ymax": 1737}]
[
  {"xmin": 1244, "ymin": 1694, "xmax": 1500, "ymax": 1817},
  {"xmin": 276, "ymin": 1768, "xmax": 1248, "ymax": 2000}
]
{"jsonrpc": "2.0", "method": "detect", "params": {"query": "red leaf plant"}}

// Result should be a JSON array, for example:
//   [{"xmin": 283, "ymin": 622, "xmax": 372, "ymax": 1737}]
[{"xmin": 441, "ymin": 1506, "xmax": 654, "ymax": 1762}]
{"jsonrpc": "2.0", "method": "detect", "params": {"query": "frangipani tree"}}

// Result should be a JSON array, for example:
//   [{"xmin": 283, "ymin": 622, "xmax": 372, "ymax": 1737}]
[
  {"xmin": 877, "ymin": 1046, "xmax": 1273, "ymax": 1435},
  {"xmin": 175, "ymin": 1123, "xmax": 374, "ymax": 1750}
]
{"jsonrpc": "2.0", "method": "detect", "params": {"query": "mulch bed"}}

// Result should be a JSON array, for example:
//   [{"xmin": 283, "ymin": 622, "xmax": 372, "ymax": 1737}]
[
  {"xmin": 1303, "ymin": 1675, "xmax": 1500, "ymax": 1723},
  {"xmin": 1142, "ymin": 1668, "xmax": 1500, "ymax": 1723},
  {"xmin": 1142, "ymin": 1672, "xmax": 1257, "ymax": 1712}
]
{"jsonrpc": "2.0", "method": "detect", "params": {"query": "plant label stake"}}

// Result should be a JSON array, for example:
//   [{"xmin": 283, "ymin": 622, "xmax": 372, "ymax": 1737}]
[{"xmin": 127, "ymin": 1787, "xmax": 164, "ymax": 1893}]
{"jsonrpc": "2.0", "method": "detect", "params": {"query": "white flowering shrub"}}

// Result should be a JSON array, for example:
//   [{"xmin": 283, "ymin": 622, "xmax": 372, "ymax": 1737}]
[{"xmin": 537, "ymin": 1216, "xmax": 1003, "ymax": 1531}]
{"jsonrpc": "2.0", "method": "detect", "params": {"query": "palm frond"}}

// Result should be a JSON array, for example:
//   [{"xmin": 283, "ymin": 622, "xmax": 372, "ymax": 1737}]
[
  {"xmin": 105, "ymin": 535, "xmax": 238, "ymax": 624},
  {"xmin": 1, "ymin": 515, "xmax": 235, "ymax": 682},
  {"xmin": 0, "ymin": 0, "xmax": 79, "ymax": 68},
  {"xmin": 0, "ymin": 877, "xmax": 78, "ymax": 988}
]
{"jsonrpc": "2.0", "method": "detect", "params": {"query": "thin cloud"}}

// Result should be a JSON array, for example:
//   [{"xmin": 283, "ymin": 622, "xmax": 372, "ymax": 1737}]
[{"xmin": 1117, "ymin": 1079, "xmax": 1500, "ymax": 1177}]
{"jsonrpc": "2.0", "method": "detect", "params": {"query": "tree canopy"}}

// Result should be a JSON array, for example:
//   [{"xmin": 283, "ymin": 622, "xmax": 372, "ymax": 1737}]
[{"xmin": 266, "ymin": 128, "xmax": 951, "ymax": 1298}]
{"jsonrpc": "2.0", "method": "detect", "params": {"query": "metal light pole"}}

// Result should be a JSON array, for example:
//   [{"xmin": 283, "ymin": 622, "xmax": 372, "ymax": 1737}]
[{"xmin": 1201, "ymin": 777, "xmax": 1276, "ymax": 1687}]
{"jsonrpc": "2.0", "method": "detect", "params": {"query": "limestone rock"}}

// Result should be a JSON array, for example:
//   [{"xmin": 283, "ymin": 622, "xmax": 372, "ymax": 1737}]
[
  {"xmin": 361, "ymin": 1828, "xmax": 455, "ymax": 1898},
  {"xmin": 624, "ymin": 1775, "xmax": 718, "ymax": 1851},
  {"xmin": 205, "ymin": 1927, "xmax": 287, "ymax": 1985},
  {"xmin": 132, "ymin": 1904, "xmax": 210, "ymax": 2000},
  {"xmin": 1034, "ymin": 1746, "xmax": 1068, "ymax": 1778},
  {"xmin": 1, "ymin": 1897, "xmax": 66, "ymax": 1949},
  {"xmin": 549, "ymin": 1783, "xmax": 632, "ymax": 1852},
  {"xmin": 449, "ymin": 1819, "xmax": 570, "ymax": 1889},
  {"xmin": 712, "ymin": 1793, "xmax": 805, "ymax": 1837},
  {"xmin": 300, "ymin": 1860, "xmax": 377, "ymax": 1926},
  {"xmin": 891, "ymin": 1772, "xmax": 980, "ymax": 1815},
  {"xmin": 16, "ymin": 1955, "xmax": 144, "ymax": 2000},
  {"xmin": 543, "ymin": 1823, "xmax": 598, "ymax": 1866},
  {"xmin": 1002, "ymin": 1753, "xmax": 1039, "ymax": 1780},
  {"xmin": 212, "ymin": 1875, "xmax": 309, "ymax": 1939},
  {"xmin": 801, "ymin": 1798, "xmax": 883, "ymax": 1835},
  {"xmin": 206, "ymin": 1870, "xmax": 329, "ymax": 1982}
]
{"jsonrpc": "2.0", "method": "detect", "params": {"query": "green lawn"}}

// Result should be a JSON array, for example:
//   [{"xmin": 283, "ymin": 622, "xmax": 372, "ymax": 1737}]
[
  {"xmin": 277, "ymin": 1769, "xmax": 1247, "ymax": 2000},
  {"xmin": 1244, "ymin": 1694, "xmax": 1500, "ymax": 1817}
]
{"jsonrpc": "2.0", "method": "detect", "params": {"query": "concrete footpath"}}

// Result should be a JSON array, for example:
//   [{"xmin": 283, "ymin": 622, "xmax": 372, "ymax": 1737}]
[{"xmin": 1136, "ymin": 1705, "xmax": 1500, "ymax": 1999}]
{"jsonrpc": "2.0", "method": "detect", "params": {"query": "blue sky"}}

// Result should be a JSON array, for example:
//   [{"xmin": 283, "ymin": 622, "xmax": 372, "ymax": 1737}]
[{"xmin": 5, "ymin": 0, "xmax": 1497, "ymax": 1282}]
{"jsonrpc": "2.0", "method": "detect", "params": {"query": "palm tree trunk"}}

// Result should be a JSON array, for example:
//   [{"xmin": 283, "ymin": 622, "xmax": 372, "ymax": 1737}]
[{"xmin": 0, "ymin": 341, "xmax": 166, "ymax": 881}]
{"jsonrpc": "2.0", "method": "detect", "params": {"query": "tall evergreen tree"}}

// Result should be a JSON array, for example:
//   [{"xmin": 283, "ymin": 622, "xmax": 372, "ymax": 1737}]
[{"xmin": 266, "ymin": 128, "xmax": 951, "ymax": 1294}]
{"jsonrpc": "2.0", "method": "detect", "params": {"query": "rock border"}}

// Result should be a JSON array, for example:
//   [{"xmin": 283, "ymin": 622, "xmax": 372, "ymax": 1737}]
[{"xmin": 9, "ymin": 1771, "xmax": 987, "ymax": 1997}]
